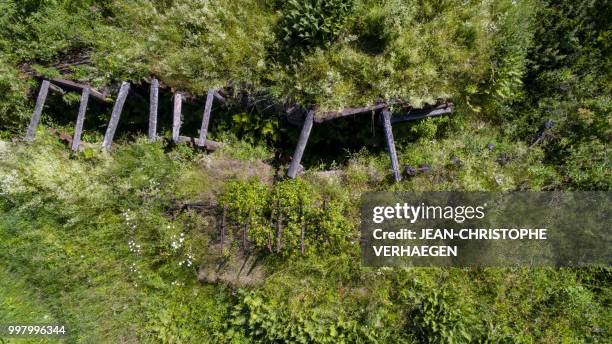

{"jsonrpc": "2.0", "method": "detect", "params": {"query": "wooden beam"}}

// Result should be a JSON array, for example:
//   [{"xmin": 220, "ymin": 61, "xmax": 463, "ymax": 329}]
[
  {"xmin": 276, "ymin": 210, "xmax": 283, "ymax": 253},
  {"xmin": 172, "ymin": 92, "xmax": 183, "ymax": 143},
  {"xmin": 314, "ymin": 101, "xmax": 453, "ymax": 123},
  {"xmin": 213, "ymin": 90, "xmax": 226, "ymax": 104},
  {"xmin": 71, "ymin": 87, "xmax": 90, "ymax": 152},
  {"xmin": 25, "ymin": 80, "xmax": 50, "ymax": 141},
  {"xmin": 315, "ymin": 100, "xmax": 403, "ymax": 123},
  {"xmin": 176, "ymin": 136, "xmax": 222, "ymax": 151},
  {"xmin": 148, "ymin": 78, "xmax": 159, "ymax": 143},
  {"xmin": 390, "ymin": 103, "xmax": 453, "ymax": 123},
  {"xmin": 101, "ymin": 82, "xmax": 130, "ymax": 151},
  {"xmin": 221, "ymin": 206, "xmax": 226, "ymax": 253},
  {"xmin": 48, "ymin": 83, "xmax": 65, "ymax": 95},
  {"xmin": 287, "ymin": 110, "xmax": 315, "ymax": 178},
  {"xmin": 48, "ymin": 78, "xmax": 108, "ymax": 102},
  {"xmin": 197, "ymin": 90, "xmax": 214, "ymax": 147},
  {"xmin": 382, "ymin": 108, "xmax": 401, "ymax": 182},
  {"xmin": 300, "ymin": 204, "xmax": 305, "ymax": 255}
]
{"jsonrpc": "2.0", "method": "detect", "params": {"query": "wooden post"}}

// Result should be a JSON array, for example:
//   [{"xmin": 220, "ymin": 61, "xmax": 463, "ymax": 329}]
[
  {"xmin": 71, "ymin": 87, "xmax": 90, "ymax": 152},
  {"xmin": 243, "ymin": 211, "xmax": 251, "ymax": 251},
  {"xmin": 381, "ymin": 108, "xmax": 401, "ymax": 182},
  {"xmin": 300, "ymin": 203, "xmax": 305, "ymax": 255},
  {"xmin": 197, "ymin": 90, "xmax": 214, "ymax": 147},
  {"xmin": 102, "ymin": 82, "xmax": 130, "ymax": 151},
  {"xmin": 25, "ymin": 80, "xmax": 51, "ymax": 141},
  {"xmin": 287, "ymin": 110, "xmax": 315, "ymax": 178},
  {"xmin": 267, "ymin": 231, "xmax": 272, "ymax": 253},
  {"xmin": 221, "ymin": 206, "xmax": 226, "ymax": 253},
  {"xmin": 276, "ymin": 208, "xmax": 283, "ymax": 253},
  {"xmin": 148, "ymin": 78, "xmax": 159, "ymax": 143},
  {"xmin": 172, "ymin": 92, "xmax": 183, "ymax": 143}
]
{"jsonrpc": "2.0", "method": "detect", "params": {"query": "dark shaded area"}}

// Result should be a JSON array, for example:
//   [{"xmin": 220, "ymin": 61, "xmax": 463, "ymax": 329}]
[{"xmin": 40, "ymin": 84, "xmax": 455, "ymax": 171}]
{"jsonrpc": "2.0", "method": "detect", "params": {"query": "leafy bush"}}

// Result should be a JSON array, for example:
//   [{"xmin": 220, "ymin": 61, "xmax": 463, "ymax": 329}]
[
  {"xmin": 279, "ymin": 0, "xmax": 355, "ymax": 48},
  {"xmin": 219, "ymin": 177, "xmax": 353, "ymax": 256},
  {"xmin": 0, "ymin": 61, "xmax": 31, "ymax": 134}
]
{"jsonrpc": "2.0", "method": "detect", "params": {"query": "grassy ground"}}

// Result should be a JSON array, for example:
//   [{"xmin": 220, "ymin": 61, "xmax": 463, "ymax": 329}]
[{"xmin": 0, "ymin": 126, "xmax": 609, "ymax": 343}]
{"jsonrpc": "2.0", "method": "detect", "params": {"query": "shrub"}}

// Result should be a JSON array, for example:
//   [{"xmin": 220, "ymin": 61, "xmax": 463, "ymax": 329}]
[{"xmin": 279, "ymin": 0, "xmax": 355, "ymax": 49}]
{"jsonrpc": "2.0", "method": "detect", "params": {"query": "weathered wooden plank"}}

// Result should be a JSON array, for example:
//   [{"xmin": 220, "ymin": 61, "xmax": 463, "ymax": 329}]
[
  {"xmin": 287, "ymin": 110, "xmax": 315, "ymax": 178},
  {"xmin": 315, "ymin": 100, "xmax": 404, "ymax": 123},
  {"xmin": 213, "ymin": 90, "xmax": 226, "ymax": 104},
  {"xmin": 48, "ymin": 83, "xmax": 65, "ymax": 95},
  {"xmin": 243, "ymin": 212, "xmax": 251, "ymax": 250},
  {"xmin": 176, "ymin": 136, "xmax": 222, "ymax": 151},
  {"xmin": 172, "ymin": 92, "xmax": 183, "ymax": 143},
  {"xmin": 300, "ymin": 205, "xmax": 305, "ymax": 255},
  {"xmin": 148, "ymin": 78, "xmax": 159, "ymax": 143},
  {"xmin": 315, "ymin": 101, "xmax": 453, "ymax": 123},
  {"xmin": 390, "ymin": 103, "xmax": 453, "ymax": 123},
  {"xmin": 382, "ymin": 108, "xmax": 401, "ymax": 182},
  {"xmin": 71, "ymin": 87, "xmax": 90, "ymax": 152},
  {"xmin": 25, "ymin": 80, "xmax": 51, "ymax": 141},
  {"xmin": 276, "ymin": 210, "xmax": 283, "ymax": 253},
  {"xmin": 101, "ymin": 82, "xmax": 130, "ymax": 151},
  {"xmin": 197, "ymin": 90, "xmax": 215, "ymax": 147},
  {"xmin": 221, "ymin": 206, "xmax": 226, "ymax": 253},
  {"xmin": 48, "ymin": 78, "xmax": 108, "ymax": 102}
]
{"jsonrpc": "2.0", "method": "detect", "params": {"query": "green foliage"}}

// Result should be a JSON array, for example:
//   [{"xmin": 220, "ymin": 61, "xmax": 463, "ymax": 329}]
[
  {"xmin": 0, "ymin": 135, "xmax": 217, "ymax": 341},
  {"xmin": 218, "ymin": 177, "xmax": 353, "ymax": 256},
  {"xmin": 214, "ymin": 133, "xmax": 275, "ymax": 161},
  {"xmin": 279, "ymin": 0, "xmax": 355, "ymax": 48},
  {"xmin": 216, "ymin": 111, "xmax": 279, "ymax": 144},
  {"xmin": 1, "ymin": 1, "xmax": 611, "ymax": 342},
  {"xmin": 0, "ymin": 0, "xmax": 541, "ymax": 128},
  {"xmin": 478, "ymin": 0, "xmax": 536, "ymax": 110},
  {"xmin": 1, "ymin": 136, "xmax": 610, "ymax": 342},
  {"xmin": 503, "ymin": 0, "xmax": 612, "ymax": 190},
  {"xmin": 0, "ymin": 60, "xmax": 31, "ymax": 134},
  {"xmin": 402, "ymin": 286, "xmax": 474, "ymax": 343}
]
